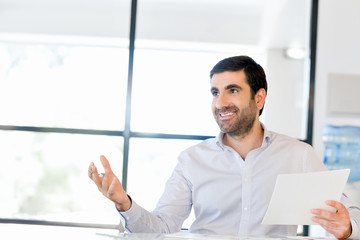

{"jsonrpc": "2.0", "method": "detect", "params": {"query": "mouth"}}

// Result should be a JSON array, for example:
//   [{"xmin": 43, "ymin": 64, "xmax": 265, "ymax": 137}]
[
  {"xmin": 220, "ymin": 112, "xmax": 233, "ymax": 117},
  {"xmin": 218, "ymin": 110, "xmax": 236, "ymax": 120}
]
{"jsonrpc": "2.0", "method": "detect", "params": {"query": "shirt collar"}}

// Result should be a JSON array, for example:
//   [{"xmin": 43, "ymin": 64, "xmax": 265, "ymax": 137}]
[
  {"xmin": 215, "ymin": 122, "xmax": 271, "ymax": 150},
  {"xmin": 261, "ymin": 122, "xmax": 271, "ymax": 147}
]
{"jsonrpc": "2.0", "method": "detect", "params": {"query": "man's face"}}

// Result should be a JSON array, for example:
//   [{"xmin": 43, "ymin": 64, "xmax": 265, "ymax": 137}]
[{"xmin": 210, "ymin": 70, "xmax": 258, "ymax": 138}]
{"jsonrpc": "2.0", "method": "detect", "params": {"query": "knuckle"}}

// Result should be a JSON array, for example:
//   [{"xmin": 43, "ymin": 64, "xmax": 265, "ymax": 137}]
[{"xmin": 107, "ymin": 190, "xmax": 115, "ymax": 197}]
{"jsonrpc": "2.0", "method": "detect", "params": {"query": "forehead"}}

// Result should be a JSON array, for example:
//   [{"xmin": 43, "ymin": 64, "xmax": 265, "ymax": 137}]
[{"xmin": 210, "ymin": 70, "xmax": 249, "ymax": 89}]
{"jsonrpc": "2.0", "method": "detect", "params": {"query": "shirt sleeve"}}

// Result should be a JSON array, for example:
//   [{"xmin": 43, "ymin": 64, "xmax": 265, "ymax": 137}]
[
  {"xmin": 119, "ymin": 161, "xmax": 192, "ymax": 233},
  {"xmin": 341, "ymin": 194, "xmax": 360, "ymax": 239},
  {"xmin": 119, "ymin": 199, "xmax": 170, "ymax": 233}
]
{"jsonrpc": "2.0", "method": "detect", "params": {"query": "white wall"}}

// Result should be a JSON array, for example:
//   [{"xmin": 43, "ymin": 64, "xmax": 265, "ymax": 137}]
[
  {"xmin": 313, "ymin": 0, "xmax": 360, "ymax": 158},
  {"xmin": 312, "ymin": 4, "xmax": 360, "ymax": 227},
  {"xmin": 308, "ymin": 3, "xmax": 360, "ymax": 235},
  {"xmin": 264, "ymin": 48, "xmax": 308, "ymax": 140},
  {"xmin": 0, "ymin": 1, "xmax": 131, "ymax": 38}
]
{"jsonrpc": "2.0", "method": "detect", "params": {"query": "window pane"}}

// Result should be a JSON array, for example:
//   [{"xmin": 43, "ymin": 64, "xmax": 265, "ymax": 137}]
[
  {"xmin": 0, "ymin": 41, "xmax": 128, "ymax": 131},
  {"xmin": 127, "ymin": 138, "xmax": 203, "ymax": 227},
  {"xmin": 0, "ymin": 130, "xmax": 123, "ymax": 225},
  {"xmin": 132, "ymin": 49, "xmax": 232, "ymax": 136},
  {"xmin": 133, "ymin": 0, "xmax": 312, "ymax": 140}
]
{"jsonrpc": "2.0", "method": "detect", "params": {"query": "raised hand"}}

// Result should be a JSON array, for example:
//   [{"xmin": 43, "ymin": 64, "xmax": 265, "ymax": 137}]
[{"xmin": 88, "ymin": 155, "xmax": 131, "ymax": 211}]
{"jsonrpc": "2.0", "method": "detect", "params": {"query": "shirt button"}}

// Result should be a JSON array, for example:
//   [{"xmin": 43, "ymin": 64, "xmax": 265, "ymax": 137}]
[
  {"xmin": 244, "ymin": 207, "xmax": 248, "ymax": 211},
  {"xmin": 126, "ymin": 217, "xmax": 130, "ymax": 220},
  {"xmin": 244, "ymin": 178, "xmax": 248, "ymax": 182}
]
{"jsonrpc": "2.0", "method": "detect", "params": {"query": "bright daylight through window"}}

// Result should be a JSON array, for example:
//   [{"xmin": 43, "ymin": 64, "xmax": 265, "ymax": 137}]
[
  {"xmin": 0, "ymin": 38, "xmax": 265, "ymax": 227},
  {"xmin": 0, "ymin": 0, "xmax": 313, "ymax": 233}
]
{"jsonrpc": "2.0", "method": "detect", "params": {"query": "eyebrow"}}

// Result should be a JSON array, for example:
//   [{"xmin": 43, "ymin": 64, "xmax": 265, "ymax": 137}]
[
  {"xmin": 225, "ymin": 84, "xmax": 242, "ymax": 90},
  {"xmin": 210, "ymin": 87, "xmax": 218, "ymax": 92},
  {"xmin": 210, "ymin": 84, "xmax": 242, "ymax": 93}
]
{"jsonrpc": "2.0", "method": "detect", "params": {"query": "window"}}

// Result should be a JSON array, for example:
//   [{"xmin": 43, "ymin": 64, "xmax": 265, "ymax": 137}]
[
  {"xmin": 0, "ymin": 0, "xmax": 316, "ymax": 234},
  {"xmin": 0, "ymin": 130, "xmax": 123, "ymax": 225},
  {"xmin": 0, "ymin": 42, "xmax": 128, "ymax": 130}
]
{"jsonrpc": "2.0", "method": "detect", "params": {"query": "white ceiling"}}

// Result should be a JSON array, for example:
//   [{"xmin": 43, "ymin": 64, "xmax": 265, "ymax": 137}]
[{"xmin": 0, "ymin": 0, "xmax": 311, "ymax": 49}]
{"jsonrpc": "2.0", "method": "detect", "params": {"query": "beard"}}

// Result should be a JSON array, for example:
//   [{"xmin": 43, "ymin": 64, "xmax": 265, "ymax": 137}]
[{"xmin": 214, "ymin": 100, "xmax": 257, "ymax": 138}]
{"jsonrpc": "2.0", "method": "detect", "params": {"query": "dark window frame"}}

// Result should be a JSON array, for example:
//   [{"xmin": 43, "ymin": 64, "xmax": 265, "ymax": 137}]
[{"xmin": 0, "ymin": 0, "xmax": 318, "ymax": 234}]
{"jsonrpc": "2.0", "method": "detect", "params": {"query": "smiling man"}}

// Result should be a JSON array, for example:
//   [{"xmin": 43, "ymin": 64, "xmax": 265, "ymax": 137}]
[
  {"xmin": 210, "ymin": 69, "xmax": 265, "ymax": 160},
  {"xmin": 89, "ymin": 56, "xmax": 360, "ymax": 239}
]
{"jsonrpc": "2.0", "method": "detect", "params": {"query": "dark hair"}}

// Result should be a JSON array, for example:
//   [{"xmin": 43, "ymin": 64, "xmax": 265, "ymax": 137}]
[{"xmin": 210, "ymin": 55, "xmax": 268, "ymax": 116}]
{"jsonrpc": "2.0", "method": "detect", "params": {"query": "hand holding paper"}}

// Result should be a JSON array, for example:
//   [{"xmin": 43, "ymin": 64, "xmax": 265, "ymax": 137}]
[
  {"xmin": 262, "ymin": 169, "xmax": 350, "ymax": 225},
  {"xmin": 311, "ymin": 200, "xmax": 352, "ymax": 239}
]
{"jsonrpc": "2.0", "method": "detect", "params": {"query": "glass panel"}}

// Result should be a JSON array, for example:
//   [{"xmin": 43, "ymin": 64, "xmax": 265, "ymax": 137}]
[
  {"xmin": 132, "ymin": 49, "xmax": 243, "ymax": 136},
  {"xmin": 133, "ymin": 0, "xmax": 312, "ymax": 140},
  {"xmin": 127, "ymin": 138, "xmax": 203, "ymax": 228},
  {"xmin": 0, "ymin": 130, "xmax": 123, "ymax": 225},
  {"xmin": 0, "ymin": 41, "xmax": 128, "ymax": 131}
]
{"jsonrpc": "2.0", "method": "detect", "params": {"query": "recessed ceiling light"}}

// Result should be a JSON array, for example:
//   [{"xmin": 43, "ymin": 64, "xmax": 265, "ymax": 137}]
[{"xmin": 285, "ymin": 47, "xmax": 307, "ymax": 60}]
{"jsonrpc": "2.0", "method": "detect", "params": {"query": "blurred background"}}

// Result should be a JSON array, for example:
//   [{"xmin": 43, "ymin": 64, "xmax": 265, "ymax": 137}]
[{"xmin": 0, "ymin": 0, "xmax": 359, "ymax": 237}]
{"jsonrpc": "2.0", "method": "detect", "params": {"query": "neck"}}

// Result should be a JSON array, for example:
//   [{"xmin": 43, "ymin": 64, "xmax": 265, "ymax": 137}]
[{"xmin": 223, "ymin": 121, "xmax": 264, "ymax": 160}]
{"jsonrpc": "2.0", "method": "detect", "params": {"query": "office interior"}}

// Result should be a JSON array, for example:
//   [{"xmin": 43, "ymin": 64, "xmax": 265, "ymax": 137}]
[{"xmin": 0, "ymin": 0, "xmax": 359, "ymax": 238}]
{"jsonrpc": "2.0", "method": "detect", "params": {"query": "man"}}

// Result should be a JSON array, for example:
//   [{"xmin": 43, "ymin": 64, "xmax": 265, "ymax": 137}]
[{"xmin": 89, "ymin": 56, "xmax": 360, "ymax": 239}]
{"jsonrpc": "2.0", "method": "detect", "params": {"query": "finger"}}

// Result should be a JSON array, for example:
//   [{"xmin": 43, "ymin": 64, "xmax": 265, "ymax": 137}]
[
  {"xmin": 88, "ymin": 162, "xmax": 94, "ymax": 178},
  {"xmin": 101, "ymin": 171, "xmax": 111, "ymax": 193},
  {"xmin": 100, "ymin": 155, "xmax": 113, "ymax": 175},
  {"xmin": 88, "ymin": 163, "xmax": 104, "ymax": 191},
  {"xmin": 312, "ymin": 214, "xmax": 337, "ymax": 226},
  {"xmin": 326, "ymin": 200, "xmax": 346, "ymax": 214},
  {"xmin": 312, "ymin": 216, "xmax": 331, "ymax": 228},
  {"xmin": 91, "ymin": 164, "xmax": 103, "ymax": 188},
  {"xmin": 88, "ymin": 162, "xmax": 99, "ymax": 180},
  {"xmin": 312, "ymin": 201, "xmax": 351, "ymax": 239},
  {"xmin": 313, "ymin": 214, "xmax": 351, "ymax": 239},
  {"xmin": 311, "ymin": 208, "xmax": 337, "ymax": 220}
]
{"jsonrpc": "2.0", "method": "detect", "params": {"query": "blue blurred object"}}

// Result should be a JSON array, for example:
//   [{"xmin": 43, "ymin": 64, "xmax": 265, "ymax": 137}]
[{"xmin": 323, "ymin": 125, "xmax": 360, "ymax": 182}]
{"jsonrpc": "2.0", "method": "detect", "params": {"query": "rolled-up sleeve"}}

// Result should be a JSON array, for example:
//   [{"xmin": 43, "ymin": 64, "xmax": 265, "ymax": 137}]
[{"xmin": 119, "ymin": 162, "xmax": 192, "ymax": 233}]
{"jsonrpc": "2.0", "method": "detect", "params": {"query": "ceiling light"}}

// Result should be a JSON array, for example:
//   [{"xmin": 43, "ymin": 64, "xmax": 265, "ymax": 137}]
[{"xmin": 285, "ymin": 47, "xmax": 307, "ymax": 60}]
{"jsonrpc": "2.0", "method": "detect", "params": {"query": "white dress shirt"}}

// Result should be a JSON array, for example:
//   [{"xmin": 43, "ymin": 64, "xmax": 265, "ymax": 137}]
[{"xmin": 120, "ymin": 124, "xmax": 360, "ymax": 238}]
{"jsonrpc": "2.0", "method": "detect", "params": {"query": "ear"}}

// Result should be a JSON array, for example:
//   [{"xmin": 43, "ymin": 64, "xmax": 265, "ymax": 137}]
[{"xmin": 255, "ymin": 88, "xmax": 266, "ymax": 111}]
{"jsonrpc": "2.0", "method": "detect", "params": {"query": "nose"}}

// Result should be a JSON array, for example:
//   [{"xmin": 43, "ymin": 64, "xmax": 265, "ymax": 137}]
[{"xmin": 214, "ymin": 93, "xmax": 230, "ymax": 109}]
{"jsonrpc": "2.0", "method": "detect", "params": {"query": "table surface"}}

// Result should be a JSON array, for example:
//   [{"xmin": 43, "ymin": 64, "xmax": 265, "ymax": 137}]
[{"xmin": 0, "ymin": 224, "xmax": 335, "ymax": 240}]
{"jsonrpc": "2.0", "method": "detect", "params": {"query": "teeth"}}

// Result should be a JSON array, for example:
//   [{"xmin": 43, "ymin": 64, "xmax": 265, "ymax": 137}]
[{"xmin": 220, "ymin": 112, "xmax": 233, "ymax": 117}]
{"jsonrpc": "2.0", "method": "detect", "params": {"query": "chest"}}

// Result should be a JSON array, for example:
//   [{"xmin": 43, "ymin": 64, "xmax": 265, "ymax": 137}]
[{"xmin": 186, "ymin": 148, "xmax": 307, "ymax": 212}]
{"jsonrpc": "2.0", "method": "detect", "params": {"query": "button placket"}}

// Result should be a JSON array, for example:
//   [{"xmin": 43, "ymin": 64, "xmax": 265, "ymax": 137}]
[{"xmin": 239, "ymin": 162, "xmax": 252, "ymax": 235}]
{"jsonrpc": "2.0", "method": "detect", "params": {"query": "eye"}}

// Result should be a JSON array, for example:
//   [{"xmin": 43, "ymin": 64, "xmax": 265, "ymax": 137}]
[
  {"xmin": 230, "ymin": 89, "xmax": 238, "ymax": 94},
  {"xmin": 211, "ymin": 90, "xmax": 219, "ymax": 97}
]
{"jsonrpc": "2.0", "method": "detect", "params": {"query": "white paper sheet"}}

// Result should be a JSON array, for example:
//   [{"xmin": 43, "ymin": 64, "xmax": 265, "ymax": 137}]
[{"xmin": 262, "ymin": 169, "xmax": 350, "ymax": 225}]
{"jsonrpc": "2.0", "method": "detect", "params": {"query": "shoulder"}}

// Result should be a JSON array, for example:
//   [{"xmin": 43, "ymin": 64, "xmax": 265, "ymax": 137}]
[
  {"xmin": 179, "ymin": 137, "xmax": 219, "ymax": 158},
  {"xmin": 266, "ymin": 130, "xmax": 318, "ymax": 162},
  {"xmin": 261, "ymin": 123, "xmax": 312, "ymax": 152},
  {"xmin": 268, "ymin": 130, "xmax": 312, "ymax": 150},
  {"xmin": 177, "ymin": 136, "xmax": 224, "ymax": 168},
  {"xmin": 267, "ymin": 130, "xmax": 326, "ymax": 171}
]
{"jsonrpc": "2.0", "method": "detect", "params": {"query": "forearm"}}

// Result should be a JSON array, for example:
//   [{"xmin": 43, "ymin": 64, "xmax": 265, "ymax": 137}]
[
  {"xmin": 119, "ymin": 200, "xmax": 180, "ymax": 233},
  {"xmin": 118, "ymin": 162, "xmax": 192, "ymax": 233}
]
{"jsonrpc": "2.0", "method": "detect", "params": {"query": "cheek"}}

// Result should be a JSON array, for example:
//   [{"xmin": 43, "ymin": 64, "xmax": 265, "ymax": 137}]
[
  {"xmin": 211, "ymin": 100, "xmax": 217, "ymax": 112},
  {"xmin": 211, "ymin": 104, "xmax": 217, "ymax": 118}
]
